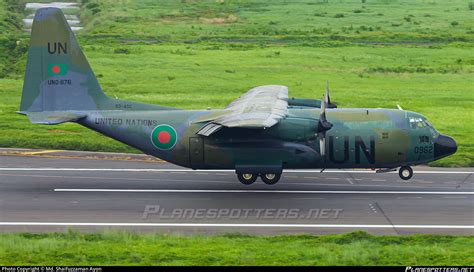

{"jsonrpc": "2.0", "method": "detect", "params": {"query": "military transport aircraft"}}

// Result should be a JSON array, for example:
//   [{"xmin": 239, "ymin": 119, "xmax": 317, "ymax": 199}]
[{"xmin": 19, "ymin": 8, "xmax": 457, "ymax": 185}]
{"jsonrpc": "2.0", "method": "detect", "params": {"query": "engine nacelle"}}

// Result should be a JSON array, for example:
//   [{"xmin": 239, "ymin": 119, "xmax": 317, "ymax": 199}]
[
  {"xmin": 266, "ymin": 117, "xmax": 319, "ymax": 142},
  {"xmin": 288, "ymin": 98, "xmax": 337, "ymax": 108}
]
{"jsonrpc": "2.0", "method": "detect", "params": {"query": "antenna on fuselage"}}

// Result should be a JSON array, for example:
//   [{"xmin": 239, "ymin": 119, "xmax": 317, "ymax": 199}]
[{"xmin": 397, "ymin": 104, "xmax": 403, "ymax": 110}]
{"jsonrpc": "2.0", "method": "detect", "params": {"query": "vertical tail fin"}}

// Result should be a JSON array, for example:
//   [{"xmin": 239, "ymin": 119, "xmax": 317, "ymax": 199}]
[{"xmin": 20, "ymin": 7, "xmax": 108, "ymax": 113}]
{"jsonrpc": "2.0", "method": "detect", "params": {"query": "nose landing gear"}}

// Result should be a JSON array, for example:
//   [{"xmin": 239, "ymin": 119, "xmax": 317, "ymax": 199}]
[{"xmin": 399, "ymin": 166, "xmax": 413, "ymax": 180}]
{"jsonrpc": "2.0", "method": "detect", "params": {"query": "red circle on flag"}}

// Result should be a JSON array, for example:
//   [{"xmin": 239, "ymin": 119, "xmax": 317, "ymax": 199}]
[
  {"xmin": 52, "ymin": 65, "xmax": 61, "ymax": 74},
  {"xmin": 157, "ymin": 131, "xmax": 171, "ymax": 144}
]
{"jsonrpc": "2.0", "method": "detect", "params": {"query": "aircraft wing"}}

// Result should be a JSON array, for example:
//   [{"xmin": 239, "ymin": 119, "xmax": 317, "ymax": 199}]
[{"xmin": 197, "ymin": 85, "xmax": 288, "ymax": 136}]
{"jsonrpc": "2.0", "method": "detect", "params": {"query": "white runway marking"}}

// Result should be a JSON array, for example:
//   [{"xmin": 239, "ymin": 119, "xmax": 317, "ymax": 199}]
[
  {"xmin": 371, "ymin": 179, "xmax": 387, "ymax": 182},
  {"xmin": 0, "ymin": 173, "xmax": 234, "ymax": 184},
  {"xmin": 0, "ymin": 168, "xmax": 473, "ymax": 174},
  {"xmin": 0, "ymin": 222, "xmax": 473, "ymax": 229},
  {"xmin": 54, "ymin": 189, "xmax": 474, "ymax": 195}
]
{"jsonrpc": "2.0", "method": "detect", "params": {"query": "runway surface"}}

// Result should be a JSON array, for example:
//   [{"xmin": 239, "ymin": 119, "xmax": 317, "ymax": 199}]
[{"xmin": 0, "ymin": 153, "xmax": 473, "ymax": 235}]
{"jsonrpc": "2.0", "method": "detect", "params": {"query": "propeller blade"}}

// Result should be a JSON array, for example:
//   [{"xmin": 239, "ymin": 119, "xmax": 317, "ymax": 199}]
[
  {"xmin": 318, "ymin": 93, "xmax": 333, "ymax": 132},
  {"xmin": 317, "ymin": 93, "xmax": 333, "ymax": 159},
  {"xmin": 321, "ymin": 94, "xmax": 327, "ymax": 120},
  {"xmin": 326, "ymin": 81, "xmax": 331, "ymax": 105},
  {"xmin": 319, "ymin": 137, "xmax": 326, "ymax": 157}
]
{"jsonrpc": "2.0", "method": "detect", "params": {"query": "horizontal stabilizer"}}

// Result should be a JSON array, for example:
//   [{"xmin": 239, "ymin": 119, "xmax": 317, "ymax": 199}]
[{"xmin": 18, "ymin": 111, "xmax": 86, "ymax": 124}]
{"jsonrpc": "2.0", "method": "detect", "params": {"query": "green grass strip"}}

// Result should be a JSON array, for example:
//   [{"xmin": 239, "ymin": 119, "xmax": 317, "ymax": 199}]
[{"xmin": 1, "ymin": 230, "xmax": 473, "ymax": 265}]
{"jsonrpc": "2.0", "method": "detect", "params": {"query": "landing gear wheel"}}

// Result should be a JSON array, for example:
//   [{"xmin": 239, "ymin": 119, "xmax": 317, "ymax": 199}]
[
  {"xmin": 260, "ymin": 173, "xmax": 281, "ymax": 185},
  {"xmin": 237, "ymin": 173, "xmax": 258, "ymax": 185},
  {"xmin": 399, "ymin": 166, "xmax": 413, "ymax": 181}
]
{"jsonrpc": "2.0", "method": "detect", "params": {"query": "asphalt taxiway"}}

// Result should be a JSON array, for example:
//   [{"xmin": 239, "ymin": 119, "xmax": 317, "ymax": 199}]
[{"xmin": 0, "ymin": 150, "xmax": 472, "ymax": 235}]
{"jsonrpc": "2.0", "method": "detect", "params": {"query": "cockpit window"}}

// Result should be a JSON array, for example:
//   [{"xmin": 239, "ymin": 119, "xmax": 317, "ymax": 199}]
[
  {"xmin": 409, "ymin": 116, "xmax": 440, "ymax": 136},
  {"xmin": 409, "ymin": 117, "xmax": 426, "ymax": 129},
  {"xmin": 424, "ymin": 120, "xmax": 434, "ymax": 129}
]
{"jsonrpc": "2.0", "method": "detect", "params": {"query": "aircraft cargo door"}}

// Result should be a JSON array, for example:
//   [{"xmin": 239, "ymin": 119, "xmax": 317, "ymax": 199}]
[{"xmin": 189, "ymin": 137, "xmax": 204, "ymax": 167}]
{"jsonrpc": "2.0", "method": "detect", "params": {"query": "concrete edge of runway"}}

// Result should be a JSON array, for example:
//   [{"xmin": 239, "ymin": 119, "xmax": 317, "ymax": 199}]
[
  {"xmin": 0, "ymin": 148, "xmax": 161, "ymax": 162},
  {"xmin": 1, "ymin": 222, "xmax": 473, "ymax": 229},
  {"xmin": 1, "ymin": 167, "xmax": 473, "ymax": 174},
  {"xmin": 1, "ymin": 148, "xmax": 472, "ymax": 172}
]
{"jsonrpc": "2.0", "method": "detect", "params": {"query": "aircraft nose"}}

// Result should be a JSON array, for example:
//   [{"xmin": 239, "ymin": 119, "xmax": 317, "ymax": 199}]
[{"xmin": 434, "ymin": 134, "xmax": 457, "ymax": 158}]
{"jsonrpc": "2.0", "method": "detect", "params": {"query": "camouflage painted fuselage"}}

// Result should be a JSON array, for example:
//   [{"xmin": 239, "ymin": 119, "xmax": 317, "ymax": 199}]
[
  {"xmin": 79, "ymin": 107, "xmax": 445, "ymax": 170},
  {"xmin": 20, "ymin": 8, "xmax": 457, "ymax": 175}
]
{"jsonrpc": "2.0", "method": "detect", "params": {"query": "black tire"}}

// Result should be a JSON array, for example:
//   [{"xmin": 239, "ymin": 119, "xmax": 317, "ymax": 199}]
[
  {"xmin": 399, "ymin": 166, "xmax": 413, "ymax": 180},
  {"xmin": 237, "ymin": 173, "xmax": 258, "ymax": 185},
  {"xmin": 260, "ymin": 173, "xmax": 281, "ymax": 185}
]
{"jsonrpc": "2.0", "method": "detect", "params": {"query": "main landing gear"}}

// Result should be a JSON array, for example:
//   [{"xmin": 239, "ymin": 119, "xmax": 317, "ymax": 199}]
[
  {"xmin": 260, "ymin": 173, "xmax": 282, "ymax": 185},
  {"xmin": 237, "ymin": 173, "xmax": 258, "ymax": 185},
  {"xmin": 398, "ymin": 166, "xmax": 413, "ymax": 180},
  {"xmin": 237, "ymin": 173, "xmax": 282, "ymax": 185}
]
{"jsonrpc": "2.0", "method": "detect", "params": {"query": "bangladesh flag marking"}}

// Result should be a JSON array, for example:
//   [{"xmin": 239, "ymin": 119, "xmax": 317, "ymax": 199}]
[
  {"xmin": 48, "ymin": 63, "xmax": 68, "ymax": 76},
  {"xmin": 151, "ymin": 124, "xmax": 178, "ymax": 150}
]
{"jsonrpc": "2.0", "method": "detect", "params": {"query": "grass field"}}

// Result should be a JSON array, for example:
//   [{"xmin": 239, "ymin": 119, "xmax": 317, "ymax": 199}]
[
  {"xmin": 0, "ymin": 0, "xmax": 473, "ymax": 166},
  {"xmin": 1, "ymin": 230, "xmax": 473, "ymax": 265}
]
